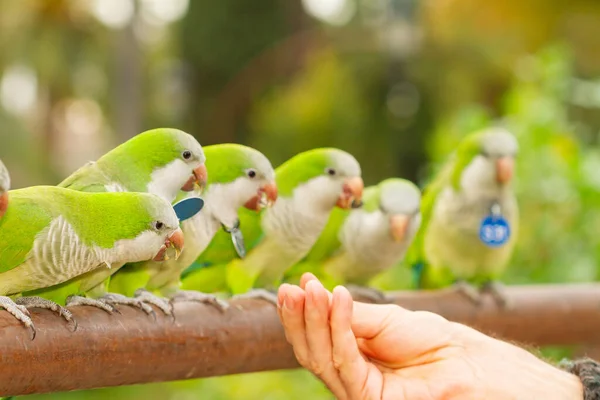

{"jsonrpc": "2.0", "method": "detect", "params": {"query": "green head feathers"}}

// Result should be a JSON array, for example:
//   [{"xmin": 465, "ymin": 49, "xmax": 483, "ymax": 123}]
[
  {"xmin": 275, "ymin": 148, "xmax": 362, "ymax": 197},
  {"xmin": 204, "ymin": 144, "xmax": 274, "ymax": 186},
  {"xmin": 449, "ymin": 127, "xmax": 518, "ymax": 190},
  {"xmin": 98, "ymin": 128, "xmax": 204, "ymax": 180}
]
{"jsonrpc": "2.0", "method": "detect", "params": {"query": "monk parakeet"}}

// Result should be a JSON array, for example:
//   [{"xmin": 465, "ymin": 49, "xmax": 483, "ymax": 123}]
[
  {"xmin": 30, "ymin": 128, "xmax": 207, "ymax": 315},
  {"xmin": 408, "ymin": 127, "xmax": 519, "ymax": 307},
  {"xmin": 0, "ymin": 186, "xmax": 184, "ymax": 338},
  {"xmin": 288, "ymin": 178, "xmax": 421, "ymax": 300},
  {"xmin": 108, "ymin": 144, "xmax": 277, "ymax": 313},
  {"xmin": 223, "ymin": 148, "xmax": 364, "ymax": 304},
  {"xmin": 0, "ymin": 159, "xmax": 9, "ymax": 219}
]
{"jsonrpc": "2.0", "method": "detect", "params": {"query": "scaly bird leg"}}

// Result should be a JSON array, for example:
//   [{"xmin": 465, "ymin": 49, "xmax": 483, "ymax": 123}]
[
  {"xmin": 134, "ymin": 288, "xmax": 174, "ymax": 317},
  {"xmin": 15, "ymin": 296, "xmax": 77, "ymax": 332},
  {"xmin": 481, "ymin": 280, "xmax": 512, "ymax": 309},
  {"xmin": 346, "ymin": 285, "xmax": 389, "ymax": 304},
  {"xmin": 65, "ymin": 295, "xmax": 119, "ymax": 315},
  {"xmin": 0, "ymin": 296, "xmax": 35, "ymax": 340},
  {"xmin": 100, "ymin": 293, "xmax": 156, "ymax": 319},
  {"xmin": 231, "ymin": 288, "xmax": 278, "ymax": 306},
  {"xmin": 453, "ymin": 280, "xmax": 482, "ymax": 306},
  {"xmin": 170, "ymin": 290, "xmax": 229, "ymax": 312}
]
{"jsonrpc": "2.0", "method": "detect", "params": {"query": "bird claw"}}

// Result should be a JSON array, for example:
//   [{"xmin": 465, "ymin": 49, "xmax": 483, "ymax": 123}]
[
  {"xmin": 134, "ymin": 289, "xmax": 174, "ymax": 317},
  {"xmin": 66, "ymin": 295, "xmax": 120, "ymax": 315},
  {"xmin": 0, "ymin": 296, "xmax": 36, "ymax": 340},
  {"xmin": 170, "ymin": 290, "xmax": 229, "ymax": 312},
  {"xmin": 231, "ymin": 289, "xmax": 278, "ymax": 306},
  {"xmin": 101, "ymin": 293, "xmax": 157, "ymax": 320},
  {"xmin": 481, "ymin": 281, "xmax": 512, "ymax": 309},
  {"xmin": 15, "ymin": 296, "xmax": 77, "ymax": 332},
  {"xmin": 453, "ymin": 280, "xmax": 482, "ymax": 306}
]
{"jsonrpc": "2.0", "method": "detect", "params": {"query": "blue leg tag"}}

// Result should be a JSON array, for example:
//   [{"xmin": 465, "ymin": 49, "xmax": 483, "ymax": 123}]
[
  {"xmin": 479, "ymin": 215, "xmax": 510, "ymax": 247},
  {"xmin": 173, "ymin": 197, "xmax": 204, "ymax": 222}
]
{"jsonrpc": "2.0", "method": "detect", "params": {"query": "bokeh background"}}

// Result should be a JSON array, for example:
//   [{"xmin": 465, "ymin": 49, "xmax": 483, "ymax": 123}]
[{"xmin": 3, "ymin": 0, "xmax": 600, "ymax": 398}]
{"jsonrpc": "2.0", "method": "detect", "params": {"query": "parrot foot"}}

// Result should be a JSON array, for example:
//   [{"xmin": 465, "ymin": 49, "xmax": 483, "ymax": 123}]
[
  {"xmin": 15, "ymin": 296, "xmax": 77, "ymax": 332},
  {"xmin": 170, "ymin": 290, "xmax": 229, "ymax": 312},
  {"xmin": 232, "ymin": 289, "xmax": 278, "ymax": 306},
  {"xmin": 481, "ymin": 281, "xmax": 512, "ymax": 309},
  {"xmin": 453, "ymin": 281, "xmax": 482, "ymax": 306},
  {"xmin": 346, "ymin": 285, "xmax": 388, "ymax": 304},
  {"xmin": 65, "ymin": 295, "xmax": 119, "ymax": 315},
  {"xmin": 101, "ymin": 293, "xmax": 156, "ymax": 320},
  {"xmin": 0, "ymin": 296, "xmax": 36, "ymax": 340},
  {"xmin": 134, "ymin": 289, "xmax": 174, "ymax": 317}
]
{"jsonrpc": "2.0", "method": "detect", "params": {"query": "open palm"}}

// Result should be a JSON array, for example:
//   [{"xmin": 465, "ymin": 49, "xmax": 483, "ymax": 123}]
[{"xmin": 277, "ymin": 273, "xmax": 581, "ymax": 400}]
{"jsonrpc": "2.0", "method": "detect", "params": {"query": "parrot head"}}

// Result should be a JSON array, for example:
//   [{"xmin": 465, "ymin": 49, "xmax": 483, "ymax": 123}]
[
  {"xmin": 132, "ymin": 193, "xmax": 185, "ymax": 262},
  {"xmin": 455, "ymin": 127, "xmax": 518, "ymax": 191},
  {"xmin": 0, "ymin": 159, "xmax": 10, "ymax": 219},
  {"xmin": 99, "ymin": 128, "xmax": 207, "ymax": 202},
  {"xmin": 375, "ymin": 178, "xmax": 422, "ymax": 244},
  {"xmin": 276, "ymin": 148, "xmax": 363, "ymax": 211},
  {"xmin": 203, "ymin": 144, "xmax": 278, "ymax": 212}
]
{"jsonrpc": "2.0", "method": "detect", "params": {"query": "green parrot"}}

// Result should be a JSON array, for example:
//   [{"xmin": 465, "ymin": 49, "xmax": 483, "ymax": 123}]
[
  {"xmin": 222, "ymin": 148, "xmax": 364, "ymax": 304},
  {"xmin": 0, "ymin": 186, "xmax": 184, "ymax": 338},
  {"xmin": 287, "ymin": 178, "xmax": 422, "ymax": 301},
  {"xmin": 0, "ymin": 159, "xmax": 9, "ymax": 219},
  {"xmin": 30, "ymin": 128, "xmax": 207, "ymax": 315},
  {"xmin": 407, "ymin": 127, "xmax": 519, "ymax": 307},
  {"xmin": 108, "ymin": 144, "xmax": 278, "ymax": 313}
]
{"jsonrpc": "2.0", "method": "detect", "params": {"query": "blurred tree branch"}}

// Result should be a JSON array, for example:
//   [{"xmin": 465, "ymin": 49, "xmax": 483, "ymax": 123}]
[{"xmin": 2, "ymin": 283, "xmax": 600, "ymax": 396}]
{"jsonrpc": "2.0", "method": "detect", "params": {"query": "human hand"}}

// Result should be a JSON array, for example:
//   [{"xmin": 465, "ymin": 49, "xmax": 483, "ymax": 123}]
[{"xmin": 277, "ymin": 273, "xmax": 582, "ymax": 400}]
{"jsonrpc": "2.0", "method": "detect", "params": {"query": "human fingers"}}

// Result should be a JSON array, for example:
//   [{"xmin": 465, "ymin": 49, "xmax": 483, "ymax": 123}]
[
  {"xmin": 303, "ymin": 280, "xmax": 348, "ymax": 399},
  {"xmin": 300, "ymin": 272, "xmax": 319, "ymax": 290},
  {"xmin": 331, "ymin": 286, "xmax": 379, "ymax": 400},
  {"xmin": 277, "ymin": 284, "xmax": 310, "ymax": 364}
]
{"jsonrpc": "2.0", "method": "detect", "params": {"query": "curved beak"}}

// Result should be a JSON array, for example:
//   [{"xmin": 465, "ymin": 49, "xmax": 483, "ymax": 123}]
[
  {"xmin": 496, "ymin": 157, "xmax": 514, "ymax": 184},
  {"xmin": 152, "ymin": 228, "xmax": 185, "ymax": 262},
  {"xmin": 0, "ymin": 192, "xmax": 7, "ymax": 219},
  {"xmin": 181, "ymin": 164, "xmax": 208, "ymax": 192},
  {"xmin": 244, "ymin": 181, "xmax": 278, "ymax": 211},
  {"xmin": 389, "ymin": 214, "xmax": 410, "ymax": 243},
  {"xmin": 336, "ymin": 177, "xmax": 364, "ymax": 209}
]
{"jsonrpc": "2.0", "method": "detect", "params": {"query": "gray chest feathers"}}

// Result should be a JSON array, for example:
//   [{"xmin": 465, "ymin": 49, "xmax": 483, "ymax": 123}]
[
  {"xmin": 262, "ymin": 197, "xmax": 331, "ymax": 257},
  {"xmin": 434, "ymin": 186, "xmax": 518, "ymax": 236}
]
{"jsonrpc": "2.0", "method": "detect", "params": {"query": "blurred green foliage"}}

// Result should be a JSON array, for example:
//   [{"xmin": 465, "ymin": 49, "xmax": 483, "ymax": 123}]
[{"xmin": 2, "ymin": 0, "xmax": 600, "ymax": 398}]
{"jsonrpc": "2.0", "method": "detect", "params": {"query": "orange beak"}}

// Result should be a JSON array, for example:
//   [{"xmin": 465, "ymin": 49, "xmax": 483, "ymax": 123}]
[
  {"xmin": 0, "ymin": 192, "xmax": 8, "ymax": 219},
  {"xmin": 389, "ymin": 214, "xmax": 410, "ymax": 243},
  {"xmin": 496, "ymin": 157, "xmax": 514, "ymax": 184},
  {"xmin": 336, "ymin": 177, "xmax": 364, "ymax": 209},
  {"xmin": 181, "ymin": 164, "xmax": 209, "ymax": 192},
  {"xmin": 244, "ymin": 181, "xmax": 279, "ymax": 211},
  {"xmin": 152, "ymin": 228, "xmax": 185, "ymax": 262}
]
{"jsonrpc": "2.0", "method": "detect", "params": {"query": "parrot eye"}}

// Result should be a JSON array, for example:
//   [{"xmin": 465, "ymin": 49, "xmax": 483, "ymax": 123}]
[
  {"xmin": 325, "ymin": 168, "xmax": 336, "ymax": 176},
  {"xmin": 182, "ymin": 150, "xmax": 192, "ymax": 160},
  {"xmin": 247, "ymin": 169, "xmax": 257, "ymax": 178},
  {"xmin": 154, "ymin": 221, "xmax": 164, "ymax": 230}
]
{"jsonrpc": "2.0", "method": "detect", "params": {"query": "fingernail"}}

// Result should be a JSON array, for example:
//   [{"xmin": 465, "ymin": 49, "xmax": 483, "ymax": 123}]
[{"xmin": 283, "ymin": 294, "xmax": 295, "ymax": 311}]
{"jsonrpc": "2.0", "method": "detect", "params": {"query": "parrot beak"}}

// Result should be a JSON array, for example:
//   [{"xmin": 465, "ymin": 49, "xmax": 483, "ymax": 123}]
[
  {"xmin": 181, "ymin": 164, "xmax": 208, "ymax": 192},
  {"xmin": 336, "ymin": 177, "xmax": 364, "ymax": 209},
  {"xmin": 244, "ymin": 181, "xmax": 278, "ymax": 211},
  {"xmin": 389, "ymin": 214, "xmax": 410, "ymax": 243},
  {"xmin": 496, "ymin": 157, "xmax": 514, "ymax": 184},
  {"xmin": 153, "ymin": 228, "xmax": 185, "ymax": 262},
  {"xmin": 0, "ymin": 191, "xmax": 8, "ymax": 218},
  {"xmin": 0, "ymin": 192, "xmax": 8, "ymax": 218}
]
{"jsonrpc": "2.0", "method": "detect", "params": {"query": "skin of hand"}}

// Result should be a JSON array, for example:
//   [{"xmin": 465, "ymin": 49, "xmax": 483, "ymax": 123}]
[{"xmin": 277, "ymin": 273, "xmax": 583, "ymax": 400}]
